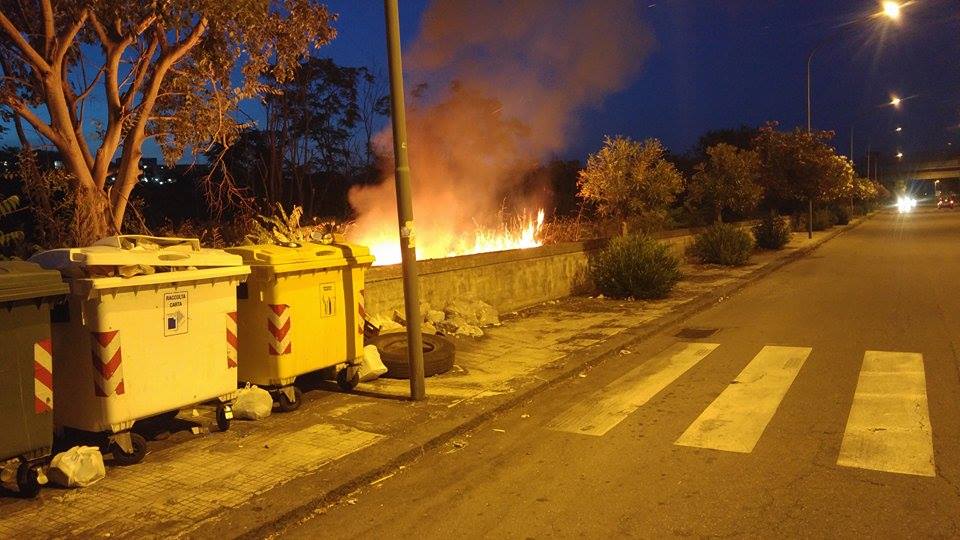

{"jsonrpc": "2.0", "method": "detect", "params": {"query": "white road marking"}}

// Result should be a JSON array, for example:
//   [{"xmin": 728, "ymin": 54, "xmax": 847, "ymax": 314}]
[
  {"xmin": 837, "ymin": 350, "xmax": 935, "ymax": 477},
  {"xmin": 548, "ymin": 342, "xmax": 719, "ymax": 436},
  {"xmin": 675, "ymin": 345, "xmax": 811, "ymax": 453}
]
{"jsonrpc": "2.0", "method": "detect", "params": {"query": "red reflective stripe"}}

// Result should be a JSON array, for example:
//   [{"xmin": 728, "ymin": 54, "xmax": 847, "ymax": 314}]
[
  {"xmin": 35, "ymin": 396, "xmax": 50, "ymax": 413},
  {"xmin": 37, "ymin": 338, "xmax": 52, "ymax": 355},
  {"xmin": 268, "ymin": 319, "xmax": 291, "ymax": 341},
  {"xmin": 94, "ymin": 347, "xmax": 123, "ymax": 379},
  {"xmin": 94, "ymin": 329, "xmax": 119, "ymax": 348},
  {"xmin": 34, "ymin": 361, "xmax": 52, "ymax": 390},
  {"xmin": 268, "ymin": 304, "xmax": 287, "ymax": 316},
  {"xmin": 227, "ymin": 329, "xmax": 238, "ymax": 349}
]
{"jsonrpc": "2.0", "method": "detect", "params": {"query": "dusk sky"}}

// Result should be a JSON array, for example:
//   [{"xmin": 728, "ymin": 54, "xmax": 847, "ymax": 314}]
[{"xmin": 320, "ymin": 0, "xmax": 959, "ymax": 162}]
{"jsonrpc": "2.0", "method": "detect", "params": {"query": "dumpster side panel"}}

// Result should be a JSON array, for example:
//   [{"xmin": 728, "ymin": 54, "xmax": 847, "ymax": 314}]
[
  {"xmin": 53, "ymin": 277, "xmax": 242, "ymax": 433},
  {"xmin": 237, "ymin": 265, "xmax": 366, "ymax": 387},
  {"xmin": 0, "ymin": 301, "xmax": 54, "ymax": 462}
]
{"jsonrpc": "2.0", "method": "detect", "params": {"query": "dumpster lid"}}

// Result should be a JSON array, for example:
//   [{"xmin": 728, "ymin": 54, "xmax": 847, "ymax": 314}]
[
  {"xmin": 30, "ymin": 235, "xmax": 244, "ymax": 271},
  {"xmin": 0, "ymin": 260, "xmax": 69, "ymax": 302},
  {"xmin": 226, "ymin": 242, "xmax": 374, "ymax": 267}
]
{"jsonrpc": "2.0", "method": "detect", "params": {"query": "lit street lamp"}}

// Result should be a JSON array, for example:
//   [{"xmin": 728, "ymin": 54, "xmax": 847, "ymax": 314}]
[
  {"xmin": 895, "ymin": 126, "xmax": 903, "ymax": 132},
  {"xmin": 806, "ymin": 1, "xmax": 903, "ymax": 237},
  {"xmin": 890, "ymin": 96, "xmax": 903, "ymax": 108},
  {"xmin": 883, "ymin": 1, "xmax": 902, "ymax": 20},
  {"xmin": 897, "ymin": 151, "xmax": 904, "ymax": 159}
]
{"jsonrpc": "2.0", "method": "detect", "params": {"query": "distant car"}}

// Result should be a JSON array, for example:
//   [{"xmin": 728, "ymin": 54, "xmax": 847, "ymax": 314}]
[{"xmin": 937, "ymin": 196, "xmax": 956, "ymax": 209}]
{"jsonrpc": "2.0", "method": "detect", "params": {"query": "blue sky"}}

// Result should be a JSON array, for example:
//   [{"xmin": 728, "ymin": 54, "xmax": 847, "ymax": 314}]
[
  {"xmin": 4, "ymin": 1, "xmax": 958, "ymax": 163},
  {"xmin": 318, "ymin": 0, "xmax": 960, "ymax": 161}
]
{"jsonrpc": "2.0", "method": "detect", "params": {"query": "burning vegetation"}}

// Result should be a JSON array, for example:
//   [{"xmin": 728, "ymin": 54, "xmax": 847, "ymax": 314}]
[{"xmin": 347, "ymin": 0, "xmax": 653, "ymax": 265}]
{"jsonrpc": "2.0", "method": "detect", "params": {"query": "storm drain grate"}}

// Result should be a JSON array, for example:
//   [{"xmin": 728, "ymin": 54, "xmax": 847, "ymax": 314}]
[{"xmin": 675, "ymin": 327, "xmax": 720, "ymax": 339}]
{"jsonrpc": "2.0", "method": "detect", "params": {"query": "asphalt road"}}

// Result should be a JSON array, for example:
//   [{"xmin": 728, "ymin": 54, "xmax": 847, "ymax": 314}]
[{"xmin": 284, "ymin": 208, "xmax": 960, "ymax": 538}]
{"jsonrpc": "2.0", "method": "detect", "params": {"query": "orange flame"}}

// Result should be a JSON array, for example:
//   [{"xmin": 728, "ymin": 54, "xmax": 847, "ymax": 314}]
[{"xmin": 358, "ymin": 209, "xmax": 545, "ymax": 266}]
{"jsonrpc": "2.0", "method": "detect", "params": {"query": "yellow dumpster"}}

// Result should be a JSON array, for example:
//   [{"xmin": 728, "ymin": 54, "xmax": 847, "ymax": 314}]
[
  {"xmin": 31, "ymin": 236, "xmax": 250, "ymax": 465},
  {"xmin": 225, "ymin": 242, "xmax": 374, "ymax": 411}
]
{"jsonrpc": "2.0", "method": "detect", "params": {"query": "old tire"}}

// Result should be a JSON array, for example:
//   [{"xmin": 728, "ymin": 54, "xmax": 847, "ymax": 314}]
[
  {"xmin": 369, "ymin": 333, "xmax": 455, "ymax": 379},
  {"xmin": 277, "ymin": 386, "xmax": 303, "ymax": 412},
  {"xmin": 111, "ymin": 433, "xmax": 147, "ymax": 466},
  {"xmin": 16, "ymin": 461, "xmax": 41, "ymax": 498}
]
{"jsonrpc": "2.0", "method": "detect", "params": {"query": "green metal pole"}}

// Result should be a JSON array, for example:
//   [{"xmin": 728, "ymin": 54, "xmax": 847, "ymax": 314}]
[{"xmin": 384, "ymin": 0, "xmax": 426, "ymax": 401}]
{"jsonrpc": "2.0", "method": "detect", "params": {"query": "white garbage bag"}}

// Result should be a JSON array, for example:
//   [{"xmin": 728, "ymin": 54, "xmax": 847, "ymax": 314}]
[
  {"xmin": 232, "ymin": 384, "xmax": 274, "ymax": 420},
  {"xmin": 48, "ymin": 446, "xmax": 106, "ymax": 488},
  {"xmin": 358, "ymin": 344, "xmax": 388, "ymax": 382}
]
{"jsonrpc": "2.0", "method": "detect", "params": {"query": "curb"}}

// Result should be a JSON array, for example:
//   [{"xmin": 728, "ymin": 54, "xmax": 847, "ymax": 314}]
[{"xmin": 238, "ymin": 212, "xmax": 877, "ymax": 538}]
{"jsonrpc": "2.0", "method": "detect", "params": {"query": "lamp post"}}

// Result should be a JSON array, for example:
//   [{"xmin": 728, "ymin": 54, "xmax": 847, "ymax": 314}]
[
  {"xmin": 806, "ymin": 1, "xmax": 902, "ymax": 237},
  {"xmin": 849, "ymin": 98, "xmax": 904, "ymax": 180},
  {"xmin": 384, "ymin": 0, "xmax": 426, "ymax": 401}
]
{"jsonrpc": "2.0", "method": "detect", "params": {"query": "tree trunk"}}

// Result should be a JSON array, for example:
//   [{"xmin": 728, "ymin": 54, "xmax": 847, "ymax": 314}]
[{"xmin": 74, "ymin": 185, "xmax": 111, "ymax": 246}]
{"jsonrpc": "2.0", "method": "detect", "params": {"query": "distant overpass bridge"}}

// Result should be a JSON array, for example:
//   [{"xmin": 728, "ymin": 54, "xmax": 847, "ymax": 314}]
[{"xmin": 884, "ymin": 152, "xmax": 960, "ymax": 184}]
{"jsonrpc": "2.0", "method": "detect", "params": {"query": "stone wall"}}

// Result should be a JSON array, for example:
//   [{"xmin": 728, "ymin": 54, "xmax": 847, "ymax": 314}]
[{"xmin": 361, "ymin": 224, "xmax": 731, "ymax": 316}]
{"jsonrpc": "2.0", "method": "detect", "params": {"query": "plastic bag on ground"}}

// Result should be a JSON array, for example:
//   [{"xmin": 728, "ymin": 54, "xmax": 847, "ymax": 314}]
[
  {"xmin": 358, "ymin": 344, "xmax": 388, "ymax": 382},
  {"xmin": 48, "ymin": 446, "xmax": 106, "ymax": 488},
  {"xmin": 232, "ymin": 384, "xmax": 273, "ymax": 420}
]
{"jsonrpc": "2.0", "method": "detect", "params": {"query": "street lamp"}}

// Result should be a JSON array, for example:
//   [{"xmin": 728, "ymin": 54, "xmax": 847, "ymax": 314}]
[
  {"xmin": 896, "ymin": 151, "xmax": 904, "ymax": 159},
  {"xmin": 882, "ymin": 1, "xmax": 902, "ymax": 20},
  {"xmin": 805, "ymin": 1, "xmax": 903, "ymax": 237},
  {"xmin": 890, "ymin": 96, "xmax": 902, "ymax": 108},
  {"xmin": 895, "ymin": 126, "xmax": 903, "ymax": 132}
]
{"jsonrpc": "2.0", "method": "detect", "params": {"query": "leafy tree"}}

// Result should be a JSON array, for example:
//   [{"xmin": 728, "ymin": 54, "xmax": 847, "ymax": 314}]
[
  {"xmin": 753, "ymin": 124, "xmax": 851, "ymax": 233},
  {"xmin": 577, "ymin": 136, "xmax": 683, "ymax": 234},
  {"xmin": 0, "ymin": 1, "xmax": 336, "ymax": 244},
  {"xmin": 688, "ymin": 143, "xmax": 762, "ymax": 222}
]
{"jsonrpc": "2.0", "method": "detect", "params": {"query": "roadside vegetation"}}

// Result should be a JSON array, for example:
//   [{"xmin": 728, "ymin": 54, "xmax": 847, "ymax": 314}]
[
  {"xmin": 753, "ymin": 213, "xmax": 792, "ymax": 250},
  {"xmin": 589, "ymin": 234, "xmax": 681, "ymax": 299},
  {"xmin": 687, "ymin": 222, "xmax": 755, "ymax": 266}
]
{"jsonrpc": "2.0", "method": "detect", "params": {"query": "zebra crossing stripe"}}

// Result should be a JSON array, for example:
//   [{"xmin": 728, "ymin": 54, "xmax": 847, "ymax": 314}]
[
  {"xmin": 837, "ymin": 351, "xmax": 935, "ymax": 477},
  {"xmin": 548, "ymin": 342, "xmax": 719, "ymax": 436},
  {"xmin": 675, "ymin": 345, "xmax": 811, "ymax": 453}
]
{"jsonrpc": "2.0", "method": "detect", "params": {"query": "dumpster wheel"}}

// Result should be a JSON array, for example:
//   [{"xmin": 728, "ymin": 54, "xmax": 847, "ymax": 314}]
[
  {"xmin": 277, "ymin": 386, "xmax": 303, "ymax": 412},
  {"xmin": 216, "ymin": 404, "xmax": 233, "ymax": 432},
  {"xmin": 16, "ymin": 461, "xmax": 41, "ymax": 498},
  {"xmin": 336, "ymin": 365, "xmax": 360, "ymax": 391},
  {"xmin": 111, "ymin": 433, "xmax": 147, "ymax": 466},
  {"xmin": 369, "ymin": 333, "xmax": 455, "ymax": 379}
]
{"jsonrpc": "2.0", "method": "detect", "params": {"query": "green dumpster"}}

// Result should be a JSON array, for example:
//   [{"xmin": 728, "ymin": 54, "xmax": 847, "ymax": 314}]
[{"xmin": 0, "ymin": 261, "xmax": 68, "ymax": 497}]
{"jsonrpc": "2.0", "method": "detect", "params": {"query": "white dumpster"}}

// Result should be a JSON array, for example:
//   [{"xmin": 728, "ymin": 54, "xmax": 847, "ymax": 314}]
[{"xmin": 31, "ymin": 236, "xmax": 250, "ymax": 465}]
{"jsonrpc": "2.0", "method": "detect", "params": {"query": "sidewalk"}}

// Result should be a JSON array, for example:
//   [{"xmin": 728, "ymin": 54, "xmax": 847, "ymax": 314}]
[{"xmin": 0, "ymin": 215, "xmax": 873, "ymax": 539}]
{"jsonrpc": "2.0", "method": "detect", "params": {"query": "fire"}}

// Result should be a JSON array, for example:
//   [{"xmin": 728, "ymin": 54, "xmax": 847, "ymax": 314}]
[{"xmin": 358, "ymin": 209, "xmax": 546, "ymax": 266}]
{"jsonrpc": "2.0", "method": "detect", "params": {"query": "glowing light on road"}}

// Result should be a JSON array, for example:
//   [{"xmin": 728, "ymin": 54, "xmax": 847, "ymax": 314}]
[{"xmin": 896, "ymin": 196, "xmax": 915, "ymax": 213}]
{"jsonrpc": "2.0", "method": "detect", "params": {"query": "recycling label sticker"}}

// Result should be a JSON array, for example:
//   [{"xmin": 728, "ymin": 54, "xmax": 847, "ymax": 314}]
[
  {"xmin": 164, "ymin": 291, "xmax": 189, "ymax": 336},
  {"xmin": 320, "ymin": 283, "xmax": 336, "ymax": 318}
]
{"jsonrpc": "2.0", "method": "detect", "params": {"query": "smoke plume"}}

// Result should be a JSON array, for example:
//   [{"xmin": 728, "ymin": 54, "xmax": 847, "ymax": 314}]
[{"xmin": 348, "ymin": 0, "xmax": 654, "ymax": 263}]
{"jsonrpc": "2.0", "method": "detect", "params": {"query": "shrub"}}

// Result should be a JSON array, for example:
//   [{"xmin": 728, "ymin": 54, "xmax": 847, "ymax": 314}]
[
  {"xmin": 812, "ymin": 208, "xmax": 837, "ymax": 231},
  {"xmin": 688, "ymin": 222, "xmax": 755, "ymax": 266},
  {"xmin": 753, "ymin": 212, "xmax": 792, "ymax": 250},
  {"xmin": 834, "ymin": 205, "xmax": 850, "ymax": 225},
  {"xmin": 589, "ymin": 234, "xmax": 681, "ymax": 299}
]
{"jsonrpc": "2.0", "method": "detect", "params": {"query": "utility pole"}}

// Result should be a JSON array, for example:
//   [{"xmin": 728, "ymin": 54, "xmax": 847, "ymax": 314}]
[{"xmin": 384, "ymin": 0, "xmax": 426, "ymax": 400}]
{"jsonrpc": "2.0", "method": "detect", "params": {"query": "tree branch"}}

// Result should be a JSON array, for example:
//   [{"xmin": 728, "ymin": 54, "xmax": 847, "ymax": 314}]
[
  {"xmin": 0, "ymin": 11, "xmax": 51, "ymax": 73},
  {"xmin": 1, "ymin": 97, "xmax": 62, "ymax": 147}
]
